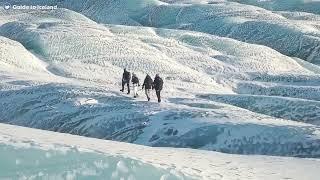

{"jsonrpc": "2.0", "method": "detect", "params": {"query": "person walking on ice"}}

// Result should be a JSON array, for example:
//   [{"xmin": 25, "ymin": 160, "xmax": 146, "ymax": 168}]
[
  {"xmin": 142, "ymin": 74, "xmax": 153, "ymax": 101},
  {"xmin": 153, "ymin": 74, "xmax": 164, "ymax": 103},
  {"xmin": 120, "ymin": 68, "xmax": 131, "ymax": 94},
  {"xmin": 132, "ymin": 73, "xmax": 140, "ymax": 98}
]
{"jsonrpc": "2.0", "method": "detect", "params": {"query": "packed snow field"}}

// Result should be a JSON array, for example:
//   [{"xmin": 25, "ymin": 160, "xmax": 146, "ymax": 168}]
[
  {"xmin": 0, "ymin": 0, "xmax": 320, "ymax": 179},
  {"xmin": 1, "ymin": 123, "xmax": 320, "ymax": 180}
]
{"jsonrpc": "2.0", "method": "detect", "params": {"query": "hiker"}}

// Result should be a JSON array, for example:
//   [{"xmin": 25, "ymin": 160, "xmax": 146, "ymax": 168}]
[
  {"xmin": 153, "ymin": 74, "xmax": 164, "ymax": 103},
  {"xmin": 142, "ymin": 74, "xmax": 153, "ymax": 101},
  {"xmin": 132, "ymin": 73, "xmax": 140, "ymax": 98},
  {"xmin": 120, "ymin": 68, "xmax": 131, "ymax": 94}
]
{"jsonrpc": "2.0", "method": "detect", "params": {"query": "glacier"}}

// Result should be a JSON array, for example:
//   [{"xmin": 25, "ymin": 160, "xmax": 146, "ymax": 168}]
[
  {"xmin": 1, "ymin": 123, "xmax": 320, "ymax": 180},
  {"xmin": 228, "ymin": 0, "xmax": 320, "ymax": 15},
  {"xmin": 5, "ymin": 0, "xmax": 319, "ymax": 63},
  {"xmin": 0, "ymin": 143, "xmax": 187, "ymax": 180},
  {"xmin": 0, "ymin": 0, "xmax": 320, "ymax": 179},
  {"xmin": 0, "ymin": 0, "xmax": 320, "ymax": 157}
]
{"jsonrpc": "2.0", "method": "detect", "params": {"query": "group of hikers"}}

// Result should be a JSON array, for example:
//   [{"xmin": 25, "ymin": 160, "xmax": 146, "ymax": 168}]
[{"xmin": 120, "ymin": 69, "xmax": 164, "ymax": 103}]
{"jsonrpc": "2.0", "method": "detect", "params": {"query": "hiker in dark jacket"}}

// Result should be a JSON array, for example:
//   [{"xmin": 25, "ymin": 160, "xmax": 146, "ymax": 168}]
[
  {"xmin": 132, "ymin": 73, "xmax": 140, "ymax": 98},
  {"xmin": 142, "ymin": 74, "xmax": 153, "ymax": 101},
  {"xmin": 153, "ymin": 74, "xmax": 164, "ymax": 103},
  {"xmin": 120, "ymin": 68, "xmax": 131, "ymax": 94}
]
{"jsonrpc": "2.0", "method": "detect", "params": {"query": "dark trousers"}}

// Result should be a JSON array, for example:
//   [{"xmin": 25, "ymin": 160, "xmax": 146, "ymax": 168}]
[
  {"xmin": 156, "ymin": 90, "xmax": 161, "ymax": 103},
  {"xmin": 122, "ymin": 80, "xmax": 130, "ymax": 93},
  {"xmin": 145, "ymin": 89, "xmax": 151, "ymax": 101}
]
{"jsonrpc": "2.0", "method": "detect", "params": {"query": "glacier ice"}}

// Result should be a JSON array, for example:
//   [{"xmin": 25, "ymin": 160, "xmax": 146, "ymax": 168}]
[
  {"xmin": 0, "ymin": 0, "xmax": 320, "ymax": 161},
  {"xmin": 4, "ymin": 0, "xmax": 318, "ymax": 63},
  {"xmin": 228, "ymin": 0, "xmax": 320, "ymax": 15},
  {"xmin": 1, "ymin": 123, "xmax": 320, "ymax": 180},
  {"xmin": 0, "ymin": 144, "xmax": 189, "ymax": 180},
  {"xmin": 1, "ymin": 82, "xmax": 320, "ymax": 158}
]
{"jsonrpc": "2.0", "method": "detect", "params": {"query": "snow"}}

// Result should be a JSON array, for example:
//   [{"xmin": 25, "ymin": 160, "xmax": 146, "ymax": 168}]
[
  {"xmin": 2, "ymin": 0, "xmax": 320, "ymax": 64},
  {"xmin": 0, "ymin": 36, "xmax": 49, "ymax": 74},
  {"xmin": 8, "ymin": 0, "xmax": 319, "ymax": 63},
  {"xmin": 1, "ymin": 123, "xmax": 320, "ymax": 180},
  {"xmin": 0, "ymin": 1, "xmax": 320, "ymax": 157},
  {"xmin": 0, "ymin": 0, "xmax": 320, "ymax": 179},
  {"xmin": 228, "ymin": 0, "xmax": 320, "ymax": 15}
]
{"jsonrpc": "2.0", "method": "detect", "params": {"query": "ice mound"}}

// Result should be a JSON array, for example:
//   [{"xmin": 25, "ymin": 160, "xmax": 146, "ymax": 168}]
[
  {"xmin": 0, "ymin": 0, "xmax": 320, "ymax": 160},
  {"xmin": 1, "ymin": 123, "xmax": 320, "ymax": 180},
  {"xmin": 0, "ymin": 36, "xmax": 48, "ymax": 74},
  {"xmin": 3, "ymin": 0, "xmax": 320, "ymax": 63},
  {"xmin": 0, "ymin": 144, "xmax": 188, "ymax": 180},
  {"xmin": 228, "ymin": 0, "xmax": 320, "ymax": 15}
]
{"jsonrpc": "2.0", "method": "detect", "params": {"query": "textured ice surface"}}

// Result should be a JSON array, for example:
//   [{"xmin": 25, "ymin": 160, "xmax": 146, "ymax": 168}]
[
  {"xmin": 1, "ymin": 123, "xmax": 320, "ymax": 180},
  {"xmin": 0, "ymin": 0, "xmax": 320, "ymax": 159},
  {"xmin": 0, "ymin": 144, "xmax": 189, "ymax": 180},
  {"xmin": 228, "ymin": 0, "xmax": 320, "ymax": 15},
  {"xmin": 2, "ymin": 0, "xmax": 320, "ymax": 64}
]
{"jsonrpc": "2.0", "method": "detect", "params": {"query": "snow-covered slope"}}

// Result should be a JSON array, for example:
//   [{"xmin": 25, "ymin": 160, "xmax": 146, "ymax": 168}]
[
  {"xmin": 0, "ymin": 36, "xmax": 48, "ymax": 74},
  {"xmin": 0, "ymin": 7, "xmax": 320, "ymax": 158},
  {"xmin": 228, "ymin": 0, "xmax": 320, "ymax": 15},
  {"xmin": 2, "ymin": 0, "xmax": 320, "ymax": 63},
  {"xmin": 4, "ymin": 0, "xmax": 319, "ymax": 65},
  {"xmin": 1, "ymin": 123, "xmax": 320, "ymax": 180},
  {"xmin": 0, "ymin": 0, "xmax": 320, "ymax": 169}
]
